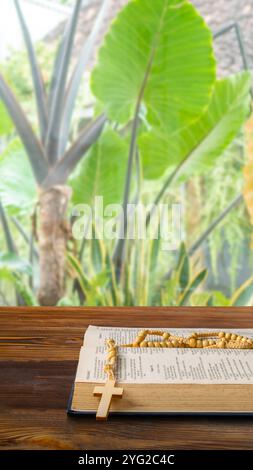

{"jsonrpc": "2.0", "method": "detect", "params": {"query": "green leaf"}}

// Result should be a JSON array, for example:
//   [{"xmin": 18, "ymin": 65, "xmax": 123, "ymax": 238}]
[
  {"xmin": 147, "ymin": 236, "xmax": 160, "ymax": 304},
  {"xmin": 67, "ymin": 252, "xmax": 108, "ymax": 306},
  {"xmin": 91, "ymin": 0, "xmax": 215, "ymax": 127},
  {"xmin": 210, "ymin": 291, "xmax": 230, "ymax": 307},
  {"xmin": 57, "ymin": 295, "xmax": 80, "ymax": 307},
  {"xmin": 230, "ymin": 275, "xmax": 253, "ymax": 306},
  {"xmin": 91, "ymin": 227, "xmax": 105, "ymax": 274},
  {"xmin": 69, "ymin": 129, "xmax": 128, "ymax": 206},
  {"xmin": 176, "ymin": 243, "xmax": 189, "ymax": 290},
  {"xmin": 13, "ymin": 276, "xmax": 37, "ymax": 306},
  {"xmin": 178, "ymin": 269, "xmax": 207, "ymax": 306},
  {"xmin": 141, "ymin": 72, "xmax": 251, "ymax": 179},
  {"xmin": 0, "ymin": 139, "xmax": 36, "ymax": 214},
  {"xmin": 0, "ymin": 100, "xmax": 14, "ymax": 136},
  {"xmin": 190, "ymin": 292, "xmax": 213, "ymax": 306}
]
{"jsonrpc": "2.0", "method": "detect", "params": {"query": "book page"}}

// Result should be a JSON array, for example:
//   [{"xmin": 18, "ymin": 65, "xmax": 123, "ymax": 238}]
[{"xmin": 75, "ymin": 326, "xmax": 253, "ymax": 385}]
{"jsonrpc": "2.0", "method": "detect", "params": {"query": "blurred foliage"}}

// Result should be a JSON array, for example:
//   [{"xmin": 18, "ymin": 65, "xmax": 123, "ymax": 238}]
[
  {"xmin": 64, "ymin": 240, "xmax": 253, "ymax": 307},
  {"xmin": 1, "ymin": 42, "xmax": 56, "ymax": 112},
  {"xmin": 185, "ymin": 136, "xmax": 253, "ymax": 292},
  {"xmin": 0, "ymin": 0, "xmax": 253, "ymax": 307}
]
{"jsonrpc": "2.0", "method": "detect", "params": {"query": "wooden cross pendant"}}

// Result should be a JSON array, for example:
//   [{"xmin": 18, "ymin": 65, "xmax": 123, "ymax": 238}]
[{"xmin": 93, "ymin": 379, "xmax": 123, "ymax": 420}]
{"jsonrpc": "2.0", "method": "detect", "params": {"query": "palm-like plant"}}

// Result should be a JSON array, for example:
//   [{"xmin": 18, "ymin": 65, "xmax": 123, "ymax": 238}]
[{"xmin": 0, "ymin": 0, "xmax": 109, "ymax": 305}]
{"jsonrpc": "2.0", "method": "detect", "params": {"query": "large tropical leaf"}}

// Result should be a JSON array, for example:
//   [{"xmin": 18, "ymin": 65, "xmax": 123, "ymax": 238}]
[
  {"xmin": 0, "ymin": 139, "xmax": 36, "ymax": 214},
  {"xmin": 91, "ymin": 0, "xmax": 215, "ymax": 128},
  {"xmin": 141, "ymin": 72, "xmax": 251, "ymax": 180},
  {"xmin": 69, "ymin": 129, "xmax": 128, "ymax": 207}
]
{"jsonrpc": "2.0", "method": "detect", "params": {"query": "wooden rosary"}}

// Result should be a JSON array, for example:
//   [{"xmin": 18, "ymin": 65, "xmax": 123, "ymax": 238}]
[{"xmin": 93, "ymin": 330, "xmax": 253, "ymax": 420}]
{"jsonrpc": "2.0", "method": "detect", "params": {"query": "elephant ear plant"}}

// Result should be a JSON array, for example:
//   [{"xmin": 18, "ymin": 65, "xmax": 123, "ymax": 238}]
[
  {"xmin": 91, "ymin": 0, "xmax": 251, "ymax": 279},
  {"xmin": 0, "ymin": 0, "xmax": 109, "ymax": 305}
]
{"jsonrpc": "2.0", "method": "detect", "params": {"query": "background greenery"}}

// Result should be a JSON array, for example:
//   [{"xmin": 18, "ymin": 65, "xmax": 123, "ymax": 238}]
[{"xmin": 1, "ymin": 0, "xmax": 253, "ymax": 307}]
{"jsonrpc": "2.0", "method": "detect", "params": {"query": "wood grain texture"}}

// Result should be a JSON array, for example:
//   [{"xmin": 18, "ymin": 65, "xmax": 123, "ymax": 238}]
[{"xmin": 1, "ymin": 307, "xmax": 253, "ymax": 450}]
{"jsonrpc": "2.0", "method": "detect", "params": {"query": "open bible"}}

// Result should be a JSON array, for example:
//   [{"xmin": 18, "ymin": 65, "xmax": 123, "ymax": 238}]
[{"xmin": 68, "ymin": 326, "xmax": 253, "ymax": 417}]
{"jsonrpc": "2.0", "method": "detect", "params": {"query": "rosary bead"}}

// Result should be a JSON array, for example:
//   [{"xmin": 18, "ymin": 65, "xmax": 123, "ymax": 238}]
[
  {"xmin": 140, "ymin": 330, "xmax": 148, "ymax": 336},
  {"xmin": 104, "ymin": 329, "xmax": 253, "ymax": 394},
  {"xmin": 188, "ymin": 338, "xmax": 197, "ymax": 348},
  {"xmin": 163, "ymin": 332, "xmax": 170, "ymax": 340}
]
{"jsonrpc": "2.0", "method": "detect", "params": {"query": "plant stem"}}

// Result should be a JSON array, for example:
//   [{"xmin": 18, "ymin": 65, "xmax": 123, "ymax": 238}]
[{"xmin": 113, "ymin": 50, "xmax": 157, "ymax": 279}]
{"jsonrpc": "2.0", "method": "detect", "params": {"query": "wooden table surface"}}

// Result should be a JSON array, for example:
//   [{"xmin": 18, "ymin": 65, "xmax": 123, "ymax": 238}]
[{"xmin": 1, "ymin": 307, "xmax": 253, "ymax": 450}]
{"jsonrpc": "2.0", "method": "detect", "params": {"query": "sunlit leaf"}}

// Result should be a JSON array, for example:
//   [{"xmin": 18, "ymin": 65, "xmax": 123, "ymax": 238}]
[
  {"xmin": 230, "ymin": 275, "xmax": 253, "ymax": 306},
  {"xmin": 69, "ymin": 129, "xmax": 128, "ymax": 207},
  {"xmin": 141, "ymin": 72, "xmax": 251, "ymax": 179},
  {"xmin": 92, "ymin": 0, "xmax": 215, "ymax": 128}
]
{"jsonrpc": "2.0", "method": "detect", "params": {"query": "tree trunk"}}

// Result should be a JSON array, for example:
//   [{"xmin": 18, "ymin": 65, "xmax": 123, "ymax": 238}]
[{"xmin": 38, "ymin": 185, "xmax": 72, "ymax": 306}]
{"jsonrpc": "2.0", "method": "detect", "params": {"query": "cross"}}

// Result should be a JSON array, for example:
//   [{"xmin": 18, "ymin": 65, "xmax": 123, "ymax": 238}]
[{"xmin": 93, "ymin": 379, "xmax": 123, "ymax": 420}]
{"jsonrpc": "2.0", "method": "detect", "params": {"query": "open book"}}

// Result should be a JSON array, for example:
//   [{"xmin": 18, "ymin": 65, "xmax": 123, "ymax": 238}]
[{"xmin": 68, "ymin": 326, "xmax": 253, "ymax": 416}]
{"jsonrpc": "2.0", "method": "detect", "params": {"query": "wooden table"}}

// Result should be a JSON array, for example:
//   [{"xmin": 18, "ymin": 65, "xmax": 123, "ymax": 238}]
[{"xmin": 1, "ymin": 307, "xmax": 253, "ymax": 450}]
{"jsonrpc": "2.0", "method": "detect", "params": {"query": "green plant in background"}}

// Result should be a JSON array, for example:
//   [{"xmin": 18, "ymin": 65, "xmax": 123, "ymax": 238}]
[
  {"xmin": 89, "ymin": 0, "xmax": 251, "ymax": 280},
  {"xmin": 66, "ymin": 238, "xmax": 253, "ymax": 307},
  {"xmin": 0, "ymin": 0, "xmax": 252, "ymax": 307},
  {"xmin": 187, "ymin": 136, "xmax": 253, "ymax": 295},
  {"xmin": 0, "ymin": 0, "xmax": 110, "ymax": 305}
]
